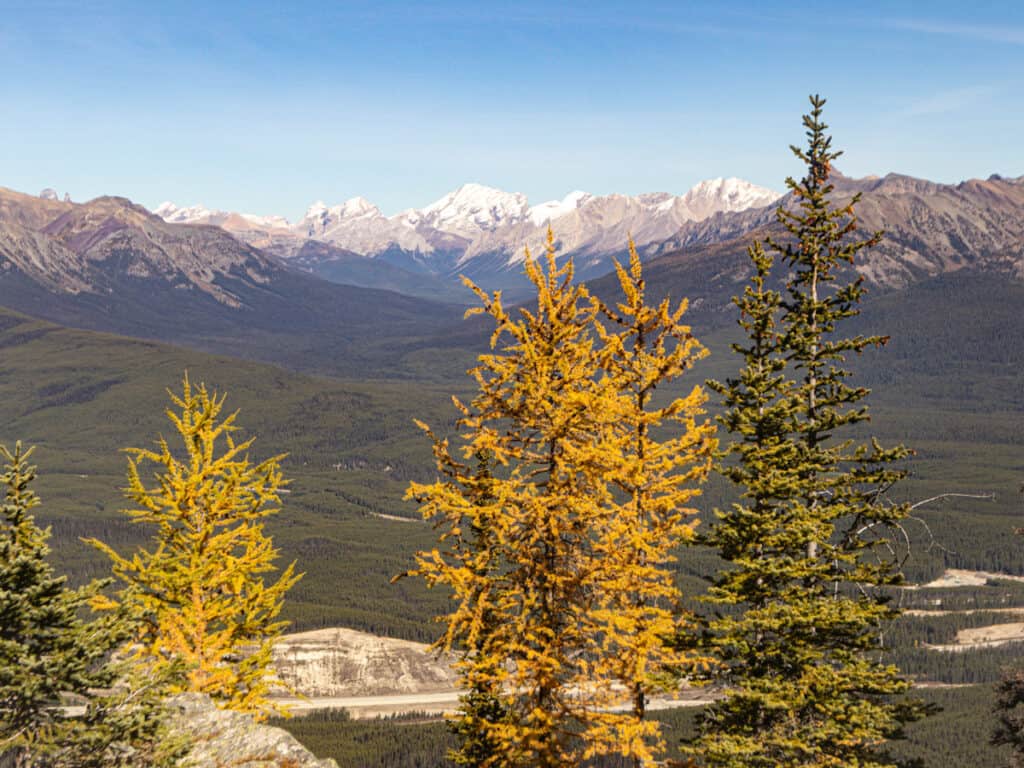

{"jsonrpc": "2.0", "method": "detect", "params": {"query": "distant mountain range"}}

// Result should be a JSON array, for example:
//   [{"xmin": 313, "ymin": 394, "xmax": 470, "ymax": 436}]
[
  {"xmin": 619, "ymin": 171, "xmax": 1024, "ymax": 329},
  {"xmin": 0, "ymin": 186, "xmax": 461, "ymax": 377},
  {"xmin": 1, "ymin": 169, "xmax": 1021, "ymax": 376},
  {"xmin": 154, "ymin": 178, "xmax": 781, "ymax": 296}
]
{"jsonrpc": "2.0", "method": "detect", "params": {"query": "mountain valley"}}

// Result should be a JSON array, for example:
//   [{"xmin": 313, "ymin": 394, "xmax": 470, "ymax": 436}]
[{"xmin": 0, "ymin": 186, "xmax": 465, "ymax": 377}]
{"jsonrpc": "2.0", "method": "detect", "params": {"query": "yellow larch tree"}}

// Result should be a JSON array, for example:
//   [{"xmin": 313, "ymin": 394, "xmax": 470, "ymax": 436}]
[
  {"xmin": 591, "ymin": 241, "xmax": 716, "ymax": 767},
  {"xmin": 406, "ymin": 231, "xmax": 714, "ymax": 767},
  {"xmin": 87, "ymin": 376, "xmax": 300, "ymax": 718}
]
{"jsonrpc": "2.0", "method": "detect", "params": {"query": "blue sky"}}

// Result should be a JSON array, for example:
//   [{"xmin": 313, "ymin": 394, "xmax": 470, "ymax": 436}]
[{"xmin": 0, "ymin": 1, "xmax": 1021, "ymax": 218}]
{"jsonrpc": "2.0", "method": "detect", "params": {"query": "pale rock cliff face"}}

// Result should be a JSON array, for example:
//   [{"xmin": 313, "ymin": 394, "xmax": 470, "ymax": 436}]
[{"xmin": 271, "ymin": 627, "xmax": 457, "ymax": 698}]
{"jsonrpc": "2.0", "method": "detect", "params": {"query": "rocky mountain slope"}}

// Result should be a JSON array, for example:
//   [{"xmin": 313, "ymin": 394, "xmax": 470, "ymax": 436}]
[
  {"xmin": 3, "ymin": 168, "xmax": 1023, "ymax": 374},
  {"xmin": 0, "ymin": 187, "xmax": 462, "ymax": 376},
  {"xmin": 168, "ymin": 695, "xmax": 338, "ymax": 767},
  {"xmin": 155, "ymin": 177, "xmax": 781, "ymax": 295},
  {"xmin": 615, "ymin": 171, "xmax": 1024, "ymax": 329}
]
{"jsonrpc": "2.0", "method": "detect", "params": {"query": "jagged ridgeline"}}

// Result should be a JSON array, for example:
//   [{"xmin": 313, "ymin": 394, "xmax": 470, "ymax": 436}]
[{"xmin": 154, "ymin": 178, "xmax": 781, "ymax": 301}]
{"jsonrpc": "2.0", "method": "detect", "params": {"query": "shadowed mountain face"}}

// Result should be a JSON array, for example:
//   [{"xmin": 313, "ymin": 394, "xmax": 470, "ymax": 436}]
[
  {"xmin": 0, "ymin": 187, "xmax": 463, "ymax": 377},
  {"xmin": 288, "ymin": 240, "xmax": 475, "ymax": 304}
]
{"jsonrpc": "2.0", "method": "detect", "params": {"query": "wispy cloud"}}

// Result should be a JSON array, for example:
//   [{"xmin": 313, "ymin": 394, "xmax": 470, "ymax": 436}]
[
  {"xmin": 887, "ymin": 18, "xmax": 1024, "ymax": 45},
  {"xmin": 902, "ymin": 85, "xmax": 998, "ymax": 117}
]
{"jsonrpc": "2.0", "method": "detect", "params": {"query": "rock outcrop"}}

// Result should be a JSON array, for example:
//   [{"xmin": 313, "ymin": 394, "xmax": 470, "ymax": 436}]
[
  {"xmin": 272, "ymin": 627, "xmax": 457, "ymax": 698},
  {"xmin": 169, "ymin": 694, "xmax": 338, "ymax": 768}
]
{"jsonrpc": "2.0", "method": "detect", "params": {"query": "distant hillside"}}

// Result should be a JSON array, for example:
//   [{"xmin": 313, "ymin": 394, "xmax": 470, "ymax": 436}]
[
  {"xmin": 2, "ymin": 265, "xmax": 1021, "ymax": 642},
  {"xmin": 0, "ymin": 186, "xmax": 463, "ymax": 378},
  {"xmin": 0, "ymin": 307, "xmax": 466, "ymax": 639}
]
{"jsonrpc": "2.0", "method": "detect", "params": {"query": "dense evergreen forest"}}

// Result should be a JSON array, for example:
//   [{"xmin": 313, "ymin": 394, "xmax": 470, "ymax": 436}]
[{"xmin": 277, "ymin": 686, "xmax": 1011, "ymax": 768}]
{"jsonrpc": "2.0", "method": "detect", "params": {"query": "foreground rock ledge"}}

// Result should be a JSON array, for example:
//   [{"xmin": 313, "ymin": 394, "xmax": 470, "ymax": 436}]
[{"xmin": 170, "ymin": 693, "xmax": 338, "ymax": 768}]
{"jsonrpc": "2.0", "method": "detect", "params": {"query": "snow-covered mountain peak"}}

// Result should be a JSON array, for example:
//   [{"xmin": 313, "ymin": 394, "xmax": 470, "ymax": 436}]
[
  {"xmin": 302, "ymin": 197, "xmax": 383, "ymax": 223},
  {"xmin": 297, "ymin": 196, "xmax": 388, "ymax": 240},
  {"xmin": 238, "ymin": 212, "xmax": 291, "ymax": 230},
  {"xmin": 337, "ymin": 196, "xmax": 382, "ymax": 219},
  {"xmin": 150, "ymin": 177, "xmax": 783, "ymax": 281},
  {"xmin": 154, "ymin": 202, "xmax": 218, "ymax": 223},
  {"xmin": 303, "ymin": 200, "xmax": 329, "ymax": 218},
  {"xmin": 681, "ymin": 177, "xmax": 780, "ymax": 216},
  {"xmin": 420, "ymin": 183, "xmax": 530, "ymax": 235},
  {"xmin": 529, "ymin": 190, "xmax": 592, "ymax": 226},
  {"xmin": 155, "ymin": 202, "xmax": 290, "ymax": 232},
  {"xmin": 422, "ymin": 182, "xmax": 513, "ymax": 210}
]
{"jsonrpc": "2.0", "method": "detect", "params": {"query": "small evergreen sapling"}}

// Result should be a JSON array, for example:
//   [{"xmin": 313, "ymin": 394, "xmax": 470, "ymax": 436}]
[{"xmin": 0, "ymin": 443, "xmax": 181, "ymax": 768}]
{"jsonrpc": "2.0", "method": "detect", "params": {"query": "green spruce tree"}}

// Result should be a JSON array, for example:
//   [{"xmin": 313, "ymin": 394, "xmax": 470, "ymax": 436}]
[
  {"xmin": 0, "ymin": 443, "xmax": 182, "ymax": 768},
  {"xmin": 993, "ymin": 486, "xmax": 1024, "ymax": 766},
  {"xmin": 687, "ymin": 95, "xmax": 928, "ymax": 767},
  {"xmin": 993, "ymin": 667, "xmax": 1024, "ymax": 767},
  {"xmin": 445, "ymin": 450, "xmax": 509, "ymax": 768}
]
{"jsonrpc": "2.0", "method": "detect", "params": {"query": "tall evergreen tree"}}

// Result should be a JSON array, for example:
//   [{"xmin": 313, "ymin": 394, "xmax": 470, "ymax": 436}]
[
  {"xmin": 994, "ymin": 667, "xmax": 1024, "ymax": 767},
  {"xmin": 88, "ymin": 376, "xmax": 301, "ymax": 718},
  {"xmin": 687, "ymin": 95, "xmax": 927, "ymax": 767},
  {"xmin": 993, "ymin": 486, "xmax": 1024, "ymax": 766},
  {"xmin": 0, "ymin": 443, "xmax": 181, "ymax": 768}
]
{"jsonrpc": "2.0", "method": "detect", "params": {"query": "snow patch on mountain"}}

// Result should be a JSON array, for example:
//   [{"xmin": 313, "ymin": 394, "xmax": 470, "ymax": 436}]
[
  {"xmin": 529, "ymin": 191, "xmax": 592, "ymax": 226},
  {"xmin": 298, "ymin": 198, "xmax": 431, "ymax": 254},
  {"xmin": 154, "ymin": 202, "xmax": 291, "ymax": 232},
  {"xmin": 415, "ymin": 183, "xmax": 531, "ymax": 237},
  {"xmin": 681, "ymin": 177, "xmax": 780, "ymax": 218},
  {"xmin": 154, "ymin": 202, "xmax": 215, "ymax": 223}
]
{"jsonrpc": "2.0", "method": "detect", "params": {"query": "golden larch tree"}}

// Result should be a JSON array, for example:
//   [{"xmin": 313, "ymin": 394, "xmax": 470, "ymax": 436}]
[
  {"xmin": 88, "ymin": 376, "xmax": 300, "ymax": 718},
  {"xmin": 406, "ymin": 231, "xmax": 713, "ymax": 767},
  {"xmin": 591, "ymin": 242, "xmax": 716, "ymax": 767}
]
